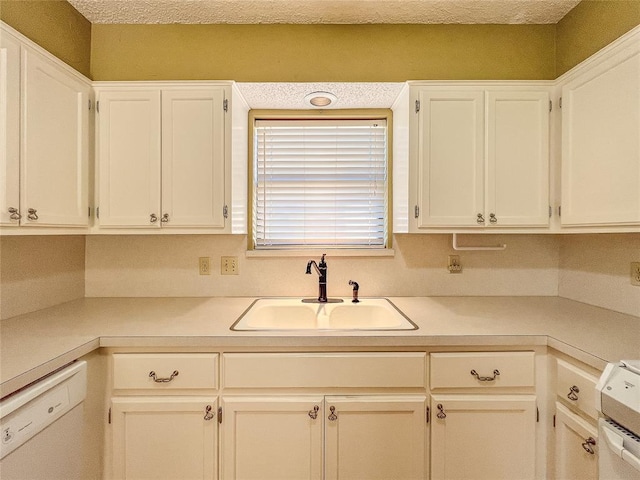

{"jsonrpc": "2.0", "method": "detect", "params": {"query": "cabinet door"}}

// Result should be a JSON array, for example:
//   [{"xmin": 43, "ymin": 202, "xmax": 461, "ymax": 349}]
[
  {"xmin": 430, "ymin": 394, "xmax": 536, "ymax": 480},
  {"xmin": 487, "ymin": 91, "xmax": 549, "ymax": 226},
  {"xmin": 561, "ymin": 40, "xmax": 640, "ymax": 226},
  {"xmin": 161, "ymin": 88, "xmax": 227, "ymax": 228},
  {"xmin": 0, "ymin": 28, "xmax": 21, "ymax": 225},
  {"xmin": 111, "ymin": 397, "xmax": 217, "ymax": 480},
  {"xmin": 220, "ymin": 396, "xmax": 323, "ymax": 480},
  {"xmin": 554, "ymin": 403, "xmax": 598, "ymax": 480},
  {"xmin": 97, "ymin": 89, "xmax": 161, "ymax": 227},
  {"xmin": 325, "ymin": 395, "xmax": 427, "ymax": 480},
  {"xmin": 21, "ymin": 45, "xmax": 89, "ymax": 226},
  {"xmin": 415, "ymin": 90, "xmax": 485, "ymax": 227}
]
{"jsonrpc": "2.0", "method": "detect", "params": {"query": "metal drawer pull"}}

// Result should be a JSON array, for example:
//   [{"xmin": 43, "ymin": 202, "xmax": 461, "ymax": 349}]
[
  {"xmin": 476, "ymin": 213, "xmax": 485, "ymax": 224},
  {"xmin": 8, "ymin": 207, "xmax": 21, "ymax": 220},
  {"xmin": 161, "ymin": 213, "xmax": 169, "ymax": 223},
  {"xmin": 328, "ymin": 406, "xmax": 337, "ymax": 421},
  {"xmin": 489, "ymin": 213, "xmax": 498, "ymax": 224},
  {"xmin": 436, "ymin": 404, "xmax": 446, "ymax": 419},
  {"xmin": 150, "ymin": 213, "xmax": 158, "ymax": 223},
  {"xmin": 148, "ymin": 370, "xmax": 179, "ymax": 383},
  {"xmin": 567, "ymin": 385, "xmax": 580, "ymax": 401},
  {"xmin": 204, "ymin": 405, "xmax": 214, "ymax": 421},
  {"xmin": 470, "ymin": 369, "xmax": 500, "ymax": 382},
  {"xmin": 308, "ymin": 405, "xmax": 319, "ymax": 420},
  {"xmin": 581, "ymin": 437, "xmax": 596, "ymax": 454},
  {"xmin": 27, "ymin": 208, "xmax": 38, "ymax": 220}
]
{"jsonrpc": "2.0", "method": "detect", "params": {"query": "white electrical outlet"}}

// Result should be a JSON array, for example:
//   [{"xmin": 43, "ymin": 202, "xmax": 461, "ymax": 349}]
[
  {"xmin": 448, "ymin": 255, "xmax": 462, "ymax": 274},
  {"xmin": 221, "ymin": 256, "xmax": 239, "ymax": 275},
  {"xmin": 631, "ymin": 262, "xmax": 640, "ymax": 286},
  {"xmin": 199, "ymin": 257, "xmax": 211, "ymax": 275}
]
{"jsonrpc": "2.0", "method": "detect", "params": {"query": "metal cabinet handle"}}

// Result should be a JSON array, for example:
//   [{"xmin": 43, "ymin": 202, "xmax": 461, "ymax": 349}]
[
  {"xmin": 204, "ymin": 405, "xmax": 214, "ymax": 421},
  {"xmin": 581, "ymin": 437, "xmax": 596, "ymax": 454},
  {"xmin": 161, "ymin": 213, "xmax": 169, "ymax": 223},
  {"xmin": 27, "ymin": 208, "xmax": 38, "ymax": 220},
  {"xmin": 470, "ymin": 369, "xmax": 500, "ymax": 382},
  {"xmin": 436, "ymin": 404, "xmax": 446, "ymax": 419},
  {"xmin": 489, "ymin": 213, "xmax": 497, "ymax": 224},
  {"xmin": 476, "ymin": 213, "xmax": 485, "ymax": 224},
  {"xmin": 148, "ymin": 370, "xmax": 179, "ymax": 383},
  {"xmin": 308, "ymin": 405, "xmax": 319, "ymax": 420},
  {"xmin": 328, "ymin": 406, "xmax": 337, "ymax": 421},
  {"xmin": 8, "ymin": 207, "xmax": 21, "ymax": 220},
  {"xmin": 150, "ymin": 213, "xmax": 158, "ymax": 223},
  {"xmin": 567, "ymin": 385, "xmax": 580, "ymax": 401}
]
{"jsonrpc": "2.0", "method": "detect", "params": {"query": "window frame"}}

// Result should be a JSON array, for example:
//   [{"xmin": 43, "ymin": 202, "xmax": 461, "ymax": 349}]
[{"xmin": 248, "ymin": 109, "xmax": 394, "ymax": 252}]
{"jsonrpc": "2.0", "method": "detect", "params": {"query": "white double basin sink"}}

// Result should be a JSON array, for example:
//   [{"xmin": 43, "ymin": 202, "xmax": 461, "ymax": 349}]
[{"xmin": 231, "ymin": 298, "xmax": 418, "ymax": 331}]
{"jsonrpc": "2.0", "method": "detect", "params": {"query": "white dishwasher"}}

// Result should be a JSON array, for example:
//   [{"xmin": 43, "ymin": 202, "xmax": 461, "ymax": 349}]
[
  {"xmin": 596, "ymin": 360, "xmax": 640, "ymax": 480},
  {"xmin": 0, "ymin": 361, "xmax": 87, "ymax": 479}
]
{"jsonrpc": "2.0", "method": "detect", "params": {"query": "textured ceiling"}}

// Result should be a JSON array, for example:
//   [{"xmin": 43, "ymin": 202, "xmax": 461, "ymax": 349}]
[
  {"xmin": 236, "ymin": 82, "xmax": 406, "ymax": 109},
  {"xmin": 68, "ymin": 0, "xmax": 582, "ymax": 25}
]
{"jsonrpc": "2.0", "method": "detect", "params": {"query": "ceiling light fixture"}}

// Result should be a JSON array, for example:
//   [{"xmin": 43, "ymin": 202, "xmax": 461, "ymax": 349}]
[{"xmin": 304, "ymin": 91, "xmax": 337, "ymax": 108}]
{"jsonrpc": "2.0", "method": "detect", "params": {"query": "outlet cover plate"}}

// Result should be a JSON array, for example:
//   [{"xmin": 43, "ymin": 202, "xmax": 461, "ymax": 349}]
[
  {"xmin": 631, "ymin": 262, "xmax": 640, "ymax": 286},
  {"xmin": 221, "ymin": 256, "xmax": 239, "ymax": 275}
]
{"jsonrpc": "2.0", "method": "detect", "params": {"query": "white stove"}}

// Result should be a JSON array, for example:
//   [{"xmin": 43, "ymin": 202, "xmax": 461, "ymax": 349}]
[{"xmin": 596, "ymin": 360, "xmax": 640, "ymax": 479}]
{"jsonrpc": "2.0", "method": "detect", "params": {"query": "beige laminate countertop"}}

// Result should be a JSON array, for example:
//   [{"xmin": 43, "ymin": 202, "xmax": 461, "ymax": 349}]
[{"xmin": 1, "ymin": 296, "xmax": 638, "ymax": 398}]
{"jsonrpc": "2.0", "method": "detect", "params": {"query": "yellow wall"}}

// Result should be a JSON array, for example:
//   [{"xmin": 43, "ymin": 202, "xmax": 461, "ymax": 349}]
[
  {"xmin": 90, "ymin": 24, "xmax": 556, "ymax": 81},
  {"xmin": 0, "ymin": 0, "xmax": 91, "ymax": 77},
  {"xmin": 556, "ymin": 0, "xmax": 640, "ymax": 75}
]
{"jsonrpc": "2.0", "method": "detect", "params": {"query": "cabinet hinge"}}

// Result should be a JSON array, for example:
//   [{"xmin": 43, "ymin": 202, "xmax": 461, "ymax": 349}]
[
  {"xmin": 414, "ymin": 205, "xmax": 419, "ymax": 218},
  {"xmin": 549, "ymin": 206, "xmax": 552, "ymax": 218},
  {"xmin": 415, "ymin": 100, "xmax": 420, "ymax": 113},
  {"xmin": 218, "ymin": 407, "xmax": 223, "ymax": 424},
  {"xmin": 223, "ymin": 99, "xmax": 228, "ymax": 112},
  {"xmin": 96, "ymin": 101, "xmax": 99, "ymax": 113},
  {"xmin": 223, "ymin": 205, "xmax": 228, "ymax": 219},
  {"xmin": 96, "ymin": 206, "xmax": 100, "ymax": 219},
  {"xmin": 88, "ymin": 99, "xmax": 92, "ymax": 111},
  {"xmin": 536, "ymin": 407, "xmax": 539, "ymax": 423},
  {"xmin": 553, "ymin": 414, "xmax": 556, "ymax": 427},
  {"xmin": 108, "ymin": 407, "xmax": 111, "ymax": 424},
  {"xmin": 559, "ymin": 97, "xmax": 562, "ymax": 109},
  {"xmin": 549, "ymin": 100, "xmax": 552, "ymax": 112},
  {"xmin": 88, "ymin": 207, "xmax": 91, "ymax": 218},
  {"xmin": 426, "ymin": 406, "xmax": 430, "ymax": 424},
  {"xmin": 558, "ymin": 206, "xmax": 561, "ymax": 217}
]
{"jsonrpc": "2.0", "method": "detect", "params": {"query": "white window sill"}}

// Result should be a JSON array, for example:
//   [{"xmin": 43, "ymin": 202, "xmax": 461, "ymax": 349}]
[{"xmin": 246, "ymin": 248, "xmax": 395, "ymax": 258}]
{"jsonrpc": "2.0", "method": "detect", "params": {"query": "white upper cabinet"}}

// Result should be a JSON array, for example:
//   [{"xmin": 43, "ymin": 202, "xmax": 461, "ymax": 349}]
[
  {"xmin": 560, "ymin": 30, "xmax": 640, "ymax": 227},
  {"xmin": 97, "ymin": 89, "xmax": 162, "ymax": 228},
  {"xmin": 0, "ymin": 27, "xmax": 21, "ymax": 226},
  {"xmin": 487, "ymin": 91, "xmax": 550, "ymax": 226},
  {"xmin": 96, "ymin": 84, "xmax": 230, "ymax": 231},
  {"xmin": 161, "ymin": 89, "xmax": 226, "ymax": 228},
  {"xmin": 0, "ymin": 24, "xmax": 90, "ymax": 229},
  {"xmin": 413, "ymin": 89, "xmax": 485, "ymax": 227},
  {"xmin": 410, "ymin": 85, "xmax": 550, "ymax": 231}
]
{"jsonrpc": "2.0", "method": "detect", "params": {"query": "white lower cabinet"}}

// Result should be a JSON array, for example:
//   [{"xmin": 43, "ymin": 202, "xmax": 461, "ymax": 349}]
[
  {"xmin": 554, "ymin": 403, "xmax": 598, "ymax": 480},
  {"xmin": 111, "ymin": 397, "xmax": 218, "ymax": 480},
  {"xmin": 430, "ymin": 394, "xmax": 537, "ymax": 480},
  {"xmin": 219, "ymin": 395, "xmax": 427, "ymax": 480},
  {"xmin": 220, "ymin": 396, "xmax": 323, "ymax": 480}
]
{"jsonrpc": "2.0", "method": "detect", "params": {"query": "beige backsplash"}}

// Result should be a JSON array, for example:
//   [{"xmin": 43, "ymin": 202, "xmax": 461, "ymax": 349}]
[{"xmin": 1, "ymin": 233, "xmax": 638, "ymax": 320}]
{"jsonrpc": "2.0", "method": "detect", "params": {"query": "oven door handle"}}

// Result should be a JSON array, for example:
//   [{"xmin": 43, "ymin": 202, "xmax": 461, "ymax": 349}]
[{"xmin": 602, "ymin": 421, "xmax": 640, "ymax": 472}]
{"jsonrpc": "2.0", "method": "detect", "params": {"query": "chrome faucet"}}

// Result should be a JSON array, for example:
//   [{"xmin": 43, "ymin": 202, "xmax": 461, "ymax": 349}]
[{"xmin": 306, "ymin": 254, "xmax": 328, "ymax": 302}]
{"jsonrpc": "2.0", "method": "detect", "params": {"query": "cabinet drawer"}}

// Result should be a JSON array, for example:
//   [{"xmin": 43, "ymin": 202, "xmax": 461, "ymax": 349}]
[
  {"xmin": 556, "ymin": 359, "xmax": 599, "ymax": 420},
  {"xmin": 113, "ymin": 353, "xmax": 218, "ymax": 391},
  {"xmin": 222, "ymin": 353, "xmax": 427, "ymax": 389},
  {"xmin": 430, "ymin": 352, "xmax": 535, "ymax": 389}
]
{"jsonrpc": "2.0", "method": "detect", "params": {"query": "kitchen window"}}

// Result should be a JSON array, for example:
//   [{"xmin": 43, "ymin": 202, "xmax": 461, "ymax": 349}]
[{"xmin": 249, "ymin": 111, "xmax": 391, "ymax": 251}]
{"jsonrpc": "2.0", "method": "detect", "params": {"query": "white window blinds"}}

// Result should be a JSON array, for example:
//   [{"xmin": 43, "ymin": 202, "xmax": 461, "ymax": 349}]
[{"xmin": 253, "ymin": 118, "xmax": 388, "ymax": 249}]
